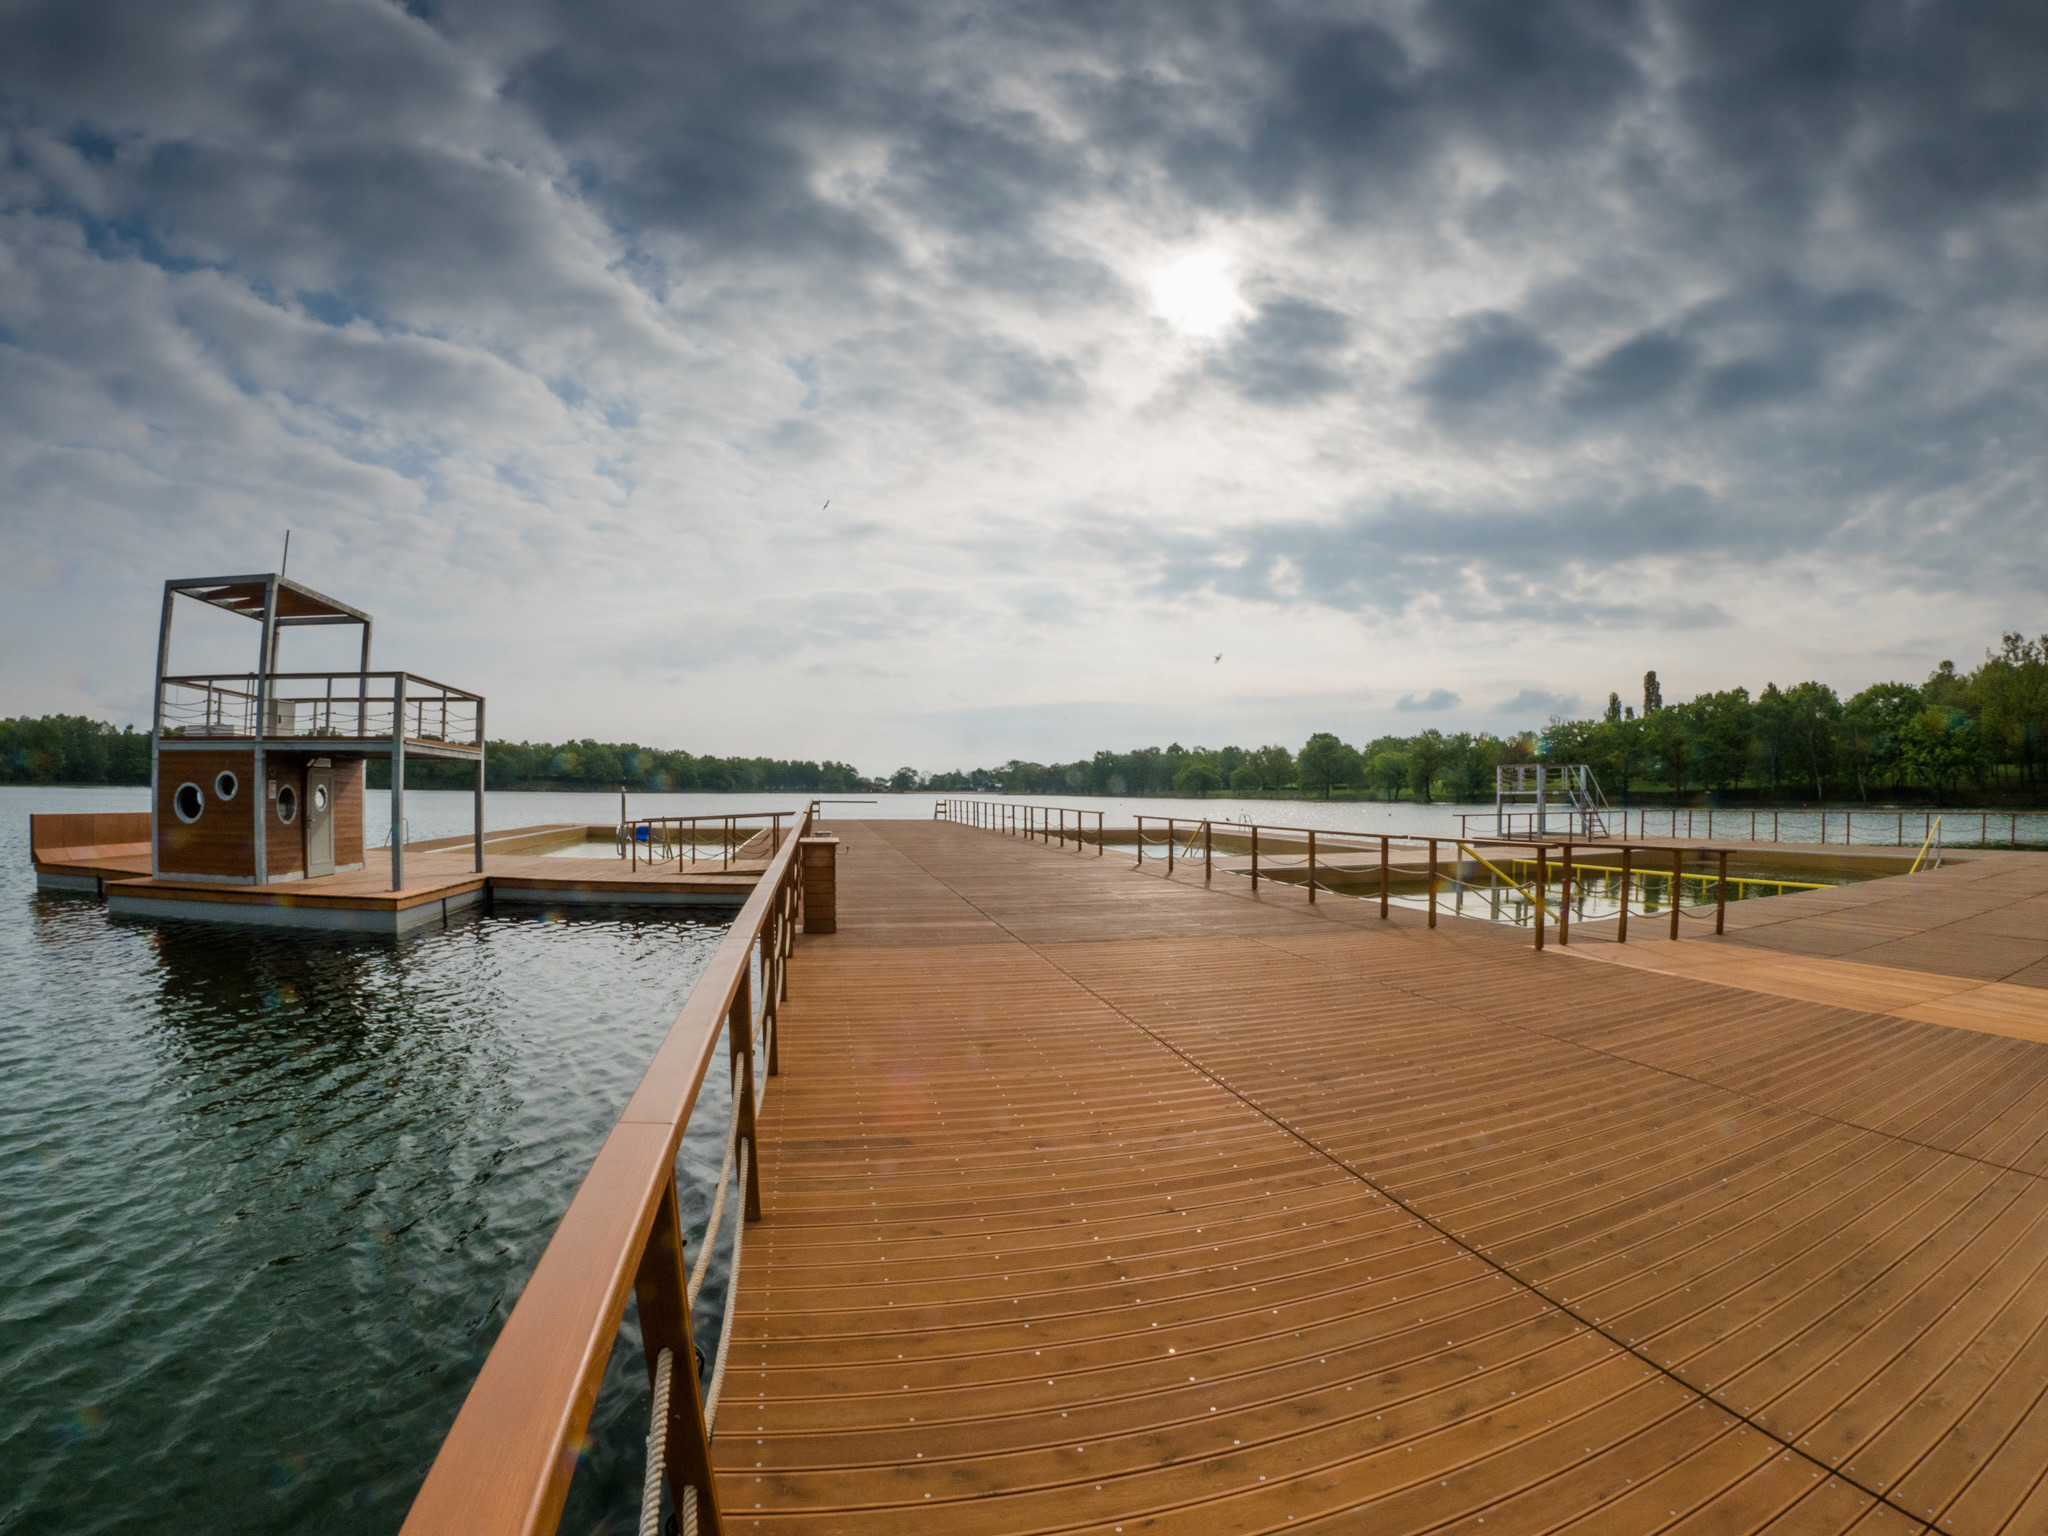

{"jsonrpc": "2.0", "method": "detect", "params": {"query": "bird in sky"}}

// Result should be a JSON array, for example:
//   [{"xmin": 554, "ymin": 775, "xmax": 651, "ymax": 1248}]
[
  {"xmin": 822, "ymin": 500, "xmax": 830, "ymax": 510},
  {"xmin": 1213, "ymin": 654, "xmax": 1222, "ymax": 663}
]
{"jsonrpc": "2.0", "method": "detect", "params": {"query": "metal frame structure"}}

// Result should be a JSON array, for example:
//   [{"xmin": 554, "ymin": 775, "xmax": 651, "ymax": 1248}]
[
  {"xmin": 152, "ymin": 574, "xmax": 486, "ymax": 890},
  {"xmin": 1494, "ymin": 762, "xmax": 1610, "ymax": 838}
]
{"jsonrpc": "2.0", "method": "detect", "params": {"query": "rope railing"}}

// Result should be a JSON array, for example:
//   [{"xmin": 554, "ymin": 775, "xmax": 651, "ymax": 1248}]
[{"xmin": 401, "ymin": 807, "xmax": 811, "ymax": 1536}]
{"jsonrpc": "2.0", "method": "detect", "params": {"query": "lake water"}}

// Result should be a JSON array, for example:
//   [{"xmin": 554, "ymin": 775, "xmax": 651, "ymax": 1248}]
[
  {"xmin": 2, "ymin": 787, "xmax": 742, "ymax": 1535},
  {"xmin": 3, "ymin": 782, "xmax": 2022, "ymax": 1534}
]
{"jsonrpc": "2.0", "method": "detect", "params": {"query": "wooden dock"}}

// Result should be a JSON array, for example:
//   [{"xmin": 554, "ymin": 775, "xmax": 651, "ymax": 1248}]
[
  {"xmin": 721, "ymin": 818, "xmax": 2048, "ymax": 1534},
  {"xmin": 34, "ymin": 815, "xmax": 768, "ymax": 932}
]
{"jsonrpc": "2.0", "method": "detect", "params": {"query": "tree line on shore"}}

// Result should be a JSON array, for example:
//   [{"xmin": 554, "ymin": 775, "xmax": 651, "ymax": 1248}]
[
  {"xmin": 0, "ymin": 717, "xmax": 865, "ymax": 795},
  {"xmin": 908, "ymin": 633, "xmax": 2047, "ymax": 806},
  {"xmin": 6, "ymin": 633, "xmax": 2040, "ymax": 803}
]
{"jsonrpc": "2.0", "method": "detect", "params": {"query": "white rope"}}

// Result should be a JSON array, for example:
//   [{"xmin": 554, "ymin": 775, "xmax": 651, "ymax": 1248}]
[
  {"xmin": 689, "ymin": 1096, "xmax": 742, "ymax": 1308},
  {"xmin": 639, "ymin": 1346, "xmax": 674, "ymax": 1536},
  {"xmin": 703, "ymin": 1141, "xmax": 749, "ymax": 1433}
]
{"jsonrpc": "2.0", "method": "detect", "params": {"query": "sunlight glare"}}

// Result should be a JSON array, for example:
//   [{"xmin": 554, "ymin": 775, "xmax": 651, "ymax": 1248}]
[{"xmin": 1150, "ymin": 251, "xmax": 1245, "ymax": 337}]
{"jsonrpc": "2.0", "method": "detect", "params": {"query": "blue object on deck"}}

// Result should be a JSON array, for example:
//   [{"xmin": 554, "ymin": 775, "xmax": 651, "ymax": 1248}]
[{"xmin": 634, "ymin": 826, "xmax": 651, "ymax": 841}]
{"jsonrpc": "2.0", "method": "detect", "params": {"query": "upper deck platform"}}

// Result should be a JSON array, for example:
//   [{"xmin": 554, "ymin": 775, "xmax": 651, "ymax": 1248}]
[{"xmin": 724, "ymin": 818, "xmax": 2048, "ymax": 1534}]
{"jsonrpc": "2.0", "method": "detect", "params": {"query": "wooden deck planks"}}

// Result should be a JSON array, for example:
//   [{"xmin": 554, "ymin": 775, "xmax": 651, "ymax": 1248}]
[{"xmin": 717, "ymin": 820, "xmax": 2048, "ymax": 1534}]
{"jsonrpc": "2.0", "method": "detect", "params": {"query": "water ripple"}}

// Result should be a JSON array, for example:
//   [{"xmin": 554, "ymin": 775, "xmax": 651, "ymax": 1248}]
[{"xmin": 2, "ymin": 787, "xmax": 737, "ymax": 1534}]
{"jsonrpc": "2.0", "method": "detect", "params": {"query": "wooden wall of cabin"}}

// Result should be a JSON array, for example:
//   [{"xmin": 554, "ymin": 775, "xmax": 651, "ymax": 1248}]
[
  {"xmin": 156, "ymin": 748, "xmax": 259, "ymax": 879},
  {"xmin": 336, "ymin": 760, "xmax": 366, "ymax": 868},
  {"xmin": 265, "ymin": 759, "xmax": 306, "ymax": 880}
]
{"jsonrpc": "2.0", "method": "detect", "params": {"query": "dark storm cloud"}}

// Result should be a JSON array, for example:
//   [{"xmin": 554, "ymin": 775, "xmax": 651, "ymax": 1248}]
[{"xmin": 3, "ymin": 0, "xmax": 2047, "ymax": 725}]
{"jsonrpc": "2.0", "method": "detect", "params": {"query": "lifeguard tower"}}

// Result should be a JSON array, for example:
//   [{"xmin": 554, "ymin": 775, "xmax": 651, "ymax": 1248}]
[{"xmin": 147, "ymin": 572, "xmax": 484, "ymax": 894}]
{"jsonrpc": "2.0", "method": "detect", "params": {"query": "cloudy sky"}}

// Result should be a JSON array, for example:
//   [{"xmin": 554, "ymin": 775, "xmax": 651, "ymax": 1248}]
[{"xmin": 2, "ymin": 0, "xmax": 2042, "ymax": 773}]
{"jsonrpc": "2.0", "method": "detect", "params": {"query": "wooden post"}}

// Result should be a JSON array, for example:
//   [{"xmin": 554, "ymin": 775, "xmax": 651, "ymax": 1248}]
[
  {"xmin": 1380, "ymin": 837, "xmax": 1389, "ymax": 920},
  {"xmin": 1167, "ymin": 818, "xmax": 1175, "ymax": 874},
  {"xmin": 631, "ymin": 1175, "xmax": 726, "ymax": 1536},
  {"xmin": 1308, "ymin": 829, "xmax": 1316, "ymax": 904},
  {"xmin": 1670, "ymin": 848, "xmax": 1683, "ymax": 940},
  {"xmin": 1558, "ymin": 843, "xmax": 1572, "ymax": 945},
  {"xmin": 1716, "ymin": 850, "xmax": 1729, "ymax": 934},
  {"xmin": 1426, "ymin": 839, "xmax": 1435, "ymax": 927},
  {"xmin": 799, "ymin": 834, "xmax": 839, "ymax": 933},
  {"xmin": 1135, "ymin": 816, "xmax": 1144, "ymax": 867},
  {"xmin": 1534, "ymin": 848, "xmax": 1547, "ymax": 951},
  {"xmin": 730, "ymin": 975, "xmax": 763, "ymax": 1222},
  {"xmin": 1618, "ymin": 846, "xmax": 1632, "ymax": 943},
  {"xmin": 1250, "ymin": 824, "xmax": 1259, "ymax": 892},
  {"xmin": 1204, "ymin": 821, "xmax": 1212, "ymax": 882}
]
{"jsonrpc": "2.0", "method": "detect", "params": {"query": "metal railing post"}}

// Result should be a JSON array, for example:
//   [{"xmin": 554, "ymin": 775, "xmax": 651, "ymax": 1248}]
[
  {"xmin": 1425, "ymin": 838, "xmax": 1434, "ymax": 926},
  {"xmin": 1716, "ymin": 850, "xmax": 1729, "ymax": 934},
  {"xmin": 1534, "ymin": 848, "xmax": 1546, "ymax": 951}
]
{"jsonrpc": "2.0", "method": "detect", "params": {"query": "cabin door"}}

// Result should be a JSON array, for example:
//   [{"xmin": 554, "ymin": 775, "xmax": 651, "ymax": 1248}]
[{"xmin": 305, "ymin": 766, "xmax": 335, "ymax": 878}]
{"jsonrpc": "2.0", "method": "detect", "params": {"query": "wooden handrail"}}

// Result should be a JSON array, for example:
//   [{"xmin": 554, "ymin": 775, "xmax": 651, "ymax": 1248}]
[{"xmin": 400, "ymin": 808, "xmax": 810, "ymax": 1536}]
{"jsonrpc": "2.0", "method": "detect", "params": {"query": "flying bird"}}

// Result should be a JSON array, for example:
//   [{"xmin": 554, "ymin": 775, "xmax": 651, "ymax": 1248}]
[
  {"xmin": 822, "ymin": 500, "xmax": 830, "ymax": 510},
  {"xmin": 1213, "ymin": 654, "xmax": 1222, "ymax": 664}
]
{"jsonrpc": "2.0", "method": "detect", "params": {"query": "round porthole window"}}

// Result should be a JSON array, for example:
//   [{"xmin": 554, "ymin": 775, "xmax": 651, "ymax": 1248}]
[
  {"xmin": 312, "ymin": 784, "xmax": 329, "ymax": 814},
  {"xmin": 276, "ymin": 785, "xmax": 299, "ymax": 824},
  {"xmin": 173, "ymin": 782, "xmax": 205, "ymax": 823},
  {"xmin": 215, "ymin": 771, "xmax": 239, "ymax": 801}
]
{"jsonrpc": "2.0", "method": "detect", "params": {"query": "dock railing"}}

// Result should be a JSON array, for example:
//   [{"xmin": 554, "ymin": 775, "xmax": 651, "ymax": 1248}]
[
  {"xmin": 1463, "ymin": 805, "xmax": 2047, "ymax": 850},
  {"xmin": 158, "ymin": 670, "xmax": 483, "ymax": 753},
  {"xmin": 623, "ymin": 811, "xmax": 792, "ymax": 871},
  {"xmin": 400, "ymin": 806, "xmax": 811, "ymax": 1536},
  {"xmin": 937, "ymin": 799, "xmax": 1785, "ymax": 952}
]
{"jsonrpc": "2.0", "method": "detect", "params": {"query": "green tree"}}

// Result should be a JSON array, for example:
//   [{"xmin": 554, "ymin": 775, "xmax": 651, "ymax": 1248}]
[
  {"xmin": 1296, "ymin": 732, "xmax": 1361, "ymax": 799},
  {"xmin": 1842, "ymin": 683, "xmax": 1920, "ymax": 798},
  {"xmin": 1970, "ymin": 634, "xmax": 2048, "ymax": 789},
  {"xmin": 1751, "ymin": 683, "xmax": 1791, "ymax": 794},
  {"xmin": 1685, "ymin": 688, "xmax": 1754, "ymax": 794},
  {"xmin": 1172, "ymin": 757, "xmax": 1224, "ymax": 796},
  {"xmin": 1403, "ymin": 729, "xmax": 1448, "ymax": 803},
  {"xmin": 1902, "ymin": 707, "xmax": 1990, "ymax": 803},
  {"xmin": 889, "ymin": 766, "xmax": 920, "ymax": 792},
  {"xmin": 1229, "ymin": 764, "xmax": 1261, "ymax": 794},
  {"xmin": 1365, "ymin": 751, "xmax": 1408, "ymax": 800},
  {"xmin": 1783, "ymin": 682, "xmax": 1842, "ymax": 800},
  {"xmin": 1252, "ymin": 743, "xmax": 1295, "ymax": 789}
]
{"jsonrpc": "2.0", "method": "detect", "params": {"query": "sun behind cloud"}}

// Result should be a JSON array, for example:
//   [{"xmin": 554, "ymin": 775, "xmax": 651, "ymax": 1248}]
[{"xmin": 1149, "ymin": 250, "xmax": 1246, "ymax": 338}]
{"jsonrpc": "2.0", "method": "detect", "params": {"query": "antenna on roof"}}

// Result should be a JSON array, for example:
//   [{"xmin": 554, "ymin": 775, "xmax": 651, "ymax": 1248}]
[{"xmin": 281, "ymin": 529, "xmax": 292, "ymax": 576}]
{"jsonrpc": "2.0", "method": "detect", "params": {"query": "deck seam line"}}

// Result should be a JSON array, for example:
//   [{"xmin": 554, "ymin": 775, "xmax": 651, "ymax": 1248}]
[
  {"xmin": 1260, "ymin": 927, "xmax": 2048, "ymax": 1187},
  {"xmin": 861, "ymin": 825, "xmax": 1984, "ymax": 1528},
  {"xmin": 1063, "ymin": 944, "xmax": 1951, "ymax": 1531},
  {"xmin": 882, "ymin": 826, "xmax": 1924, "ymax": 1529}
]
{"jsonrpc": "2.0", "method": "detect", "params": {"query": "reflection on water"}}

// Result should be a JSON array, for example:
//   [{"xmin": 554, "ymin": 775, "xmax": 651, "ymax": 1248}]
[
  {"xmin": 2, "ymin": 789, "xmax": 739, "ymax": 1536},
  {"xmin": 1247, "ymin": 846, "xmax": 1854, "ymax": 930}
]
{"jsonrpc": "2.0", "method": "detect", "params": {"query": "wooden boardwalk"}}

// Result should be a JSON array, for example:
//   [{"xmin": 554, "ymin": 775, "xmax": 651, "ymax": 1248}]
[{"xmin": 718, "ymin": 819, "xmax": 2048, "ymax": 1535}]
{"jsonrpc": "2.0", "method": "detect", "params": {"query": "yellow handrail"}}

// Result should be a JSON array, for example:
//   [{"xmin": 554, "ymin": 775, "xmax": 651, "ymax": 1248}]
[
  {"xmin": 1455, "ymin": 842, "xmax": 1536, "ymax": 901},
  {"xmin": 1909, "ymin": 818, "xmax": 1942, "ymax": 874}
]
